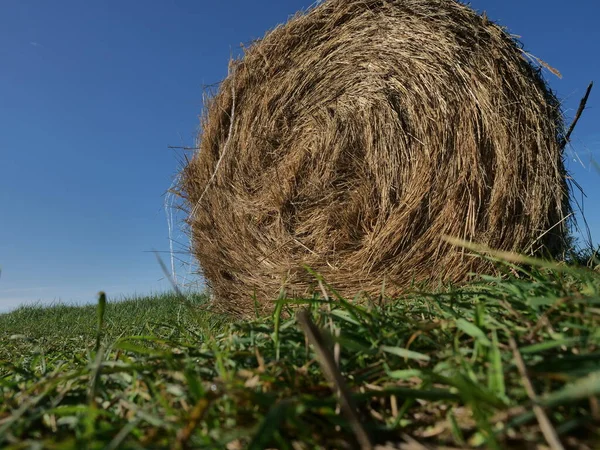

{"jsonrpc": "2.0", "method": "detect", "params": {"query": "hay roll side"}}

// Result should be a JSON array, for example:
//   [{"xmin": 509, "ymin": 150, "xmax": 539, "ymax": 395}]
[{"xmin": 180, "ymin": 0, "xmax": 569, "ymax": 316}]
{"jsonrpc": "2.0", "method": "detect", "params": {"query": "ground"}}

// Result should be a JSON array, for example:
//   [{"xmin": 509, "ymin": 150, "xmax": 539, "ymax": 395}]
[{"xmin": 1, "ymin": 257, "xmax": 599, "ymax": 449}]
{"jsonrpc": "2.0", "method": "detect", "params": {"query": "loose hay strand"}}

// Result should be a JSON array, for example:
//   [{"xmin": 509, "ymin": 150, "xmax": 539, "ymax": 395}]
[{"xmin": 191, "ymin": 66, "xmax": 237, "ymax": 218}]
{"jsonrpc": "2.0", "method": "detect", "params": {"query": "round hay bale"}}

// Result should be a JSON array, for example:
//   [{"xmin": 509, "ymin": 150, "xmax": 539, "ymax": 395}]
[{"xmin": 179, "ymin": 0, "xmax": 569, "ymax": 316}]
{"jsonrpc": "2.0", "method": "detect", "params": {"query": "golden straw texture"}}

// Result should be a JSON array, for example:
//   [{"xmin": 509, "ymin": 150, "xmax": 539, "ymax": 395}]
[{"xmin": 179, "ymin": 0, "xmax": 569, "ymax": 316}]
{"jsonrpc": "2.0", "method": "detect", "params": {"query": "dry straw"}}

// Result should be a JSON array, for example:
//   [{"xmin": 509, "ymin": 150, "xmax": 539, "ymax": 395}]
[{"xmin": 178, "ymin": 0, "xmax": 570, "ymax": 316}]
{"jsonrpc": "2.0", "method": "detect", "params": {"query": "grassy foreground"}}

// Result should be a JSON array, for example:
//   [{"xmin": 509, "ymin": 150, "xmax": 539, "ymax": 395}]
[{"xmin": 1, "ymin": 260, "xmax": 599, "ymax": 449}]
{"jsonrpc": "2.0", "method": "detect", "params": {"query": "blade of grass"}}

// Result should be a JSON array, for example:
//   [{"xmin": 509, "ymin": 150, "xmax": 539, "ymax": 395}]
[
  {"xmin": 296, "ymin": 309, "xmax": 373, "ymax": 450},
  {"xmin": 509, "ymin": 337, "xmax": 565, "ymax": 450}
]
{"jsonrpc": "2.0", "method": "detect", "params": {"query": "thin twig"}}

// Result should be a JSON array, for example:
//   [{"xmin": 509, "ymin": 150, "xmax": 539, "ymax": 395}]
[
  {"xmin": 509, "ymin": 337, "xmax": 564, "ymax": 450},
  {"xmin": 296, "ymin": 309, "xmax": 373, "ymax": 450},
  {"xmin": 167, "ymin": 145, "xmax": 201, "ymax": 150},
  {"xmin": 561, "ymin": 81, "xmax": 593, "ymax": 149}
]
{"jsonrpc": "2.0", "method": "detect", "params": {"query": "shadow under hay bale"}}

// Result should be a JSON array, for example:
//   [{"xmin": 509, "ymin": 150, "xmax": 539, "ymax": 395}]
[{"xmin": 178, "ymin": 0, "xmax": 570, "ymax": 317}]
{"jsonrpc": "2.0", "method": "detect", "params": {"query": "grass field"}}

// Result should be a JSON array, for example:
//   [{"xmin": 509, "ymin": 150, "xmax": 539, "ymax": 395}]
[{"xmin": 1, "ymin": 255, "xmax": 599, "ymax": 449}]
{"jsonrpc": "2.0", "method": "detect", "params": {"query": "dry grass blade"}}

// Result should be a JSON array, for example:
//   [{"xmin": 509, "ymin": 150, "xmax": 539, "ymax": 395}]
[
  {"xmin": 509, "ymin": 337, "xmax": 565, "ymax": 450},
  {"xmin": 175, "ymin": 398, "xmax": 211, "ymax": 449},
  {"xmin": 190, "ymin": 67, "xmax": 237, "ymax": 218},
  {"xmin": 296, "ymin": 309, "xmax": 373, "ymax": 450},
  {"xmin": 561, "ymin": 81, "xmax": 594, "ymax": 149}
]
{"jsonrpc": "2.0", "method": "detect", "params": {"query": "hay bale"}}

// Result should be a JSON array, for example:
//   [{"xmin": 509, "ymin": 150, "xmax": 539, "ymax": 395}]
[{"xmin": 179, "ymin": 0, "xmax": 569, "ymax": 316}]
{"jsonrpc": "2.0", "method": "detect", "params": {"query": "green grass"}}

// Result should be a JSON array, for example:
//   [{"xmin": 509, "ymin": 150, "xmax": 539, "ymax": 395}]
[
  {"xmin": 0, "ymin": 293, "xmax": 226, "ymax": 362},
  {"xmin": 1, "ymin": 260, "xmax": 599, "ymax": 449}
]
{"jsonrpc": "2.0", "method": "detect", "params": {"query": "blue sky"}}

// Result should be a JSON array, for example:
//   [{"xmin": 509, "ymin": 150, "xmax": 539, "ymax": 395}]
[{"xmin": 1, "ymin": 0, "xmax": 598, "ymax": 313}]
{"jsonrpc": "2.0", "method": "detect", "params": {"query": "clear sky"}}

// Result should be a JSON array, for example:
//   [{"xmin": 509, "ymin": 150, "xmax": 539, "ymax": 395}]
[{"xmin": 1, "ymin": 0, "xmax": 598, "ymax": 313}]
